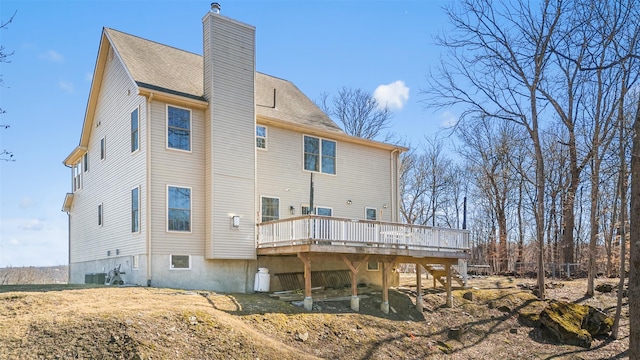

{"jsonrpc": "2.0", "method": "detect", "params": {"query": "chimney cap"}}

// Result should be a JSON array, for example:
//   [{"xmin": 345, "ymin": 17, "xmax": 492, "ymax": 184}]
[{"xmin": 211, "ymin": 2, "xmax": 221, "ymax": 13}]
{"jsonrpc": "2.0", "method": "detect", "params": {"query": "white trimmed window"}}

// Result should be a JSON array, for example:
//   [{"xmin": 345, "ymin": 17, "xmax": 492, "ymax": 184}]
[
  {"xmin": 167, "ymin": 186, "xmax": 191, "ymax": 232},
  {"xmin": 131, "ymin": 107, "xmax": 139, "ymax": 152},
  {"xmin": 131, "ymin": 187, "xmax": 140, "ymax": 233},
  {"xmin": 83, "ymin": 152, "xmax": 89, "ymax": 172},
  {"xmin": 261, "ymin": 196, "xmax": 279, "ymax": 223},
  {"xmin": 73, "ymin": 161, "xmax": 82, "ymax": 192},
  {"xmin": 98, "ymin": 203, "xmax": 103, "ymax": 226},
  {"xmin": 132, "ymin": 255, "xmax": 139, "ymax": 270},
  {"xmin": 367, "ymin": 261, "xmax": 379, "ymax": 271},
  {"xmin": 100, "ymin": 137, "xmax": 106, "ymax": 160},
  {"xmin": 365, "ymin": 207, "xmax": 377, "ymax": 221},
  {"xmin": 167, "ymin": 105, "xmax": 191, "ymax": 151},
  {"xmin": 170, "ymin": 255, "xmax": 191, "ymax": 269},
  {"xmin": 256, "ymin": 125, "xmax": 267, "ymax": 149},
  {"xmin": 303, "ymin": 135, "xmax": 336, "ymax": 174},
  {"xmin": 302, "ymin": 206, "xmax": 332, "ymax": 216}
]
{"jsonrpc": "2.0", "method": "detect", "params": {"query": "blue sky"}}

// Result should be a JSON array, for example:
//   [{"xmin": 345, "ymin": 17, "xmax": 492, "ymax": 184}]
[{"xmin": 0, "ymin": 0, "xmax": 456, "ymax": 267}]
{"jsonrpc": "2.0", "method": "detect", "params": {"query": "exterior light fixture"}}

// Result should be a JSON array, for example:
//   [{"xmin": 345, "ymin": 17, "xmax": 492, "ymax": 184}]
[
  {"xmin": 232, "ymin": 215, "xmax": 240, "ymax": 228},
  {"xmin": 347, "ymin": 200, "xmax": 352, "ymax": 205},
  {"xmin": 383, "ymin": 204, "xmax": 388, "ymax": 209},
  {"xmin": 289, "ymin": 206, "xmax": 295, "ymax": 215}
]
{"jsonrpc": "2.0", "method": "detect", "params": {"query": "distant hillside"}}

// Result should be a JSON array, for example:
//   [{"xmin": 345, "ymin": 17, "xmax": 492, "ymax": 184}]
[{"xmin": 0, "ymin": 265, "xmax": 68, "ymax": 285}]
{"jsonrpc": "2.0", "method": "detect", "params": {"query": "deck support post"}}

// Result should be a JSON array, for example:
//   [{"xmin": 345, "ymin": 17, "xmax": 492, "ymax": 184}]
[
  {"xmin": 446, "ymin": 263, "xmax": 453, "ymax": 308},
  {"xmin": 381, "ymin": 260, "xmax": 395, "ymax": 314},
  {"xmin": 298, "ymin": 253, "xmax": 313, "ymax": 311},
  {"xmin": 341, "ymin": 255, "xmax": 369, "ymax": 312},
  {"xmin": 416, "ymin": 263, "xmax": 423, "ymax": 312}
]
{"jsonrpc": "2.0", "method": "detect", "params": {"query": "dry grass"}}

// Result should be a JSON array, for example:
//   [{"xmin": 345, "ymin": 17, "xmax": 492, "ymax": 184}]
[{"xmin": 0, "ymin": 276, "xmax": 630, "ymax": 359}]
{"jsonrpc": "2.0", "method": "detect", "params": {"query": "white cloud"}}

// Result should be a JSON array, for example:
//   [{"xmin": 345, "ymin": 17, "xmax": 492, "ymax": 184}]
[
  {"xmin": 59, "ymin": 81, "xmax": 74, "ymax": 93},
  {"xmin": 20, "ymin": 197, "xmax": 35, "ymax": 209},
  {"xmin": 19, "ymin": 219, "xmax": 45, "ymax": 231},
  {"xmin": 41, "ymin": 50, "xmax": 64, "ymax": 63},
  {"xmin": 439, "ymin": 111, "xmax": 459, "ymax": 128},
  {"xmin": 10, "ymin": 238, "xmax": 20, "ymax": 245},
  {"xmin": 373, "ymin": 80, "xmax": 410, "ymax": 110}
]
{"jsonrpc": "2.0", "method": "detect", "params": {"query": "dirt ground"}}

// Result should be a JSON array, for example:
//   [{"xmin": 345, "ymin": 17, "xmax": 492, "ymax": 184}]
[{"xmin": 0, "ymin": 275, "xmax": 630, "ymax": 359}]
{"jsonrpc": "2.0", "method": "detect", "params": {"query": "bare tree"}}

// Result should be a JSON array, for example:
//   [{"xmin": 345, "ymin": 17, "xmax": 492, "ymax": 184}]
[
  {"xmin": 0, "ymin": 11, "xmax": 16, "ymax": 162},
  {"xmin": 318, "ymin": 87, "xmax": 393, "ymax": 140},
  {"xmin": 629, "ymin": 92, "xmax": 640, "ymax": 358},
  {"xmin": 424, "ymin": 0, "xmax": 566, "ymax": 298}
]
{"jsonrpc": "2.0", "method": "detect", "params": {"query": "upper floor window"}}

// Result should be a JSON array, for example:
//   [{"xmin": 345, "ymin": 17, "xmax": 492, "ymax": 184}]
[
  {"xmin": 167, "ymin": 106, "xmax": 191, "ymax": 151},
  {"xmin": 83, "ymin": 152, "xmax": 89, "ymax": 172},
  {"xmin": 73, "ymin": 161, "xmax": 82, "ymax": 192},
  {"xmin": 167, "ymin": 186, "xmax": 191, "ymax": 232},
  {"xmin": 303, "ymin": 135, "xmax": 336, "ymax": 175},
  {"xmin": 98, "ymin": 203, "xmax": 104, "ymax": 226},
  {"xmin": 261, "ymin": 196, "xmax": 279, "ymax": 223},
  {"xmin": 131, "ymin": 108, "xmax": 139, "ymax": 152},
  {"xmin": 100, "ymin": 137, "xmax": 106, "ymax": 160},
  {"xmin": 256, "ymin": 125, "xmax": 267, "ymax": 149},
  {"xmin": 131, "ymin": 187, "xmax": 140, "ymax": 233}
]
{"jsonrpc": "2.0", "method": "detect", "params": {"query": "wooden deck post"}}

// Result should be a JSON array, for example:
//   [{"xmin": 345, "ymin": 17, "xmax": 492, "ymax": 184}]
[
  {"xmin": 341, "ymin": 255, "xmax": 369, "ymax": 312},
  {"xmin": 298, "ymin": 253, "xmax": 313, "ymax": 311},
  {"xmin": 381, "ymin": 261, "xmax": 394, "ymax": 314},
  {"xmin": 446, "ymin": 263, "xmax": 453, "ymax": 308},
  {"xmin": 416, "ymin": 264, "xmax": 423, "ymax": 312}
]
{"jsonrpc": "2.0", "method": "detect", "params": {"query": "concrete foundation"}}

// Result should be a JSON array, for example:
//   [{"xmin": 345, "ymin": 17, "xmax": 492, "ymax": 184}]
[
  {"xmin": 350, "ymin": 296, "xmax": 360, "ymax": 312},
  {"xmin": 304, "ymin": 296, "xmax": 313, "ymax": 311},
  {"xmin": 381, "ymin": 301, "xmax": 389, "ymax": 314}
]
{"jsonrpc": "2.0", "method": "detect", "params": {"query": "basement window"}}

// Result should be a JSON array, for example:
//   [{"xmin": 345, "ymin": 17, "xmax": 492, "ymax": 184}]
[
  {"xmin": 367, "ymin": 261, "xmax": 379, "ymax": 271},
  {"xmin": 170, "ymin": 255, "xmax": 191, "ymax": 270}
]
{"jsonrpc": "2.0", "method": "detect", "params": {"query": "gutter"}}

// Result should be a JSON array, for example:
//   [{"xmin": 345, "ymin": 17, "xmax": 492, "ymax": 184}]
[{"xmin": 390, "ymin": 148, "xmax": 401, "ymax": 222}]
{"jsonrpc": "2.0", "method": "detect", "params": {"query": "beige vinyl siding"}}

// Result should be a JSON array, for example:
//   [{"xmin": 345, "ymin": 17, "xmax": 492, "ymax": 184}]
[
  {"xmin": 257, "ymin": 124, "xmax": 395, "ymax": 222},
  {"xmin": 148, "ymin": 101, "xmax": 205, "ymax": 255},
  {"xmin": 203, "ymin": 13, "xmax": 256, "ymax": 260},
  {"xmin": 70, "ymin": 48, "xmax": 147, "ymax": 263}
]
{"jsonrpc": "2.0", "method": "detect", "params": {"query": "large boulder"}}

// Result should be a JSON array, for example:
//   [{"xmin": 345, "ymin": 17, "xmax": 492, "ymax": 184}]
[{"xmin": 539, "ymin": 301, "xmax": 613, "ymax": 349}]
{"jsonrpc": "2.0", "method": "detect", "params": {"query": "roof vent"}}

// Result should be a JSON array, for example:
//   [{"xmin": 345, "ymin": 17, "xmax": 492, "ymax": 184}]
[{"xmin": 211, "ymin": 2, "xmax": 221, "ymax": 13}]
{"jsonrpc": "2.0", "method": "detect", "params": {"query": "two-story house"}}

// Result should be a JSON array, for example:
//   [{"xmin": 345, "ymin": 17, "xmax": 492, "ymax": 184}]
[{"xmin": 63, "ymin": 5, "xmax": 469, "ymax": 312}]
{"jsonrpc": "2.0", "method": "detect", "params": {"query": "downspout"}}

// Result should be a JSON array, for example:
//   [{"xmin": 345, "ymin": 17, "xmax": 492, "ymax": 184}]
[
  {"xmin": 390, "ymin": 148, "xmax": 400, "ymax": 222},
  {"xmin": 145, "ymin": 92, "xmax": 154, "ymax": 286}
]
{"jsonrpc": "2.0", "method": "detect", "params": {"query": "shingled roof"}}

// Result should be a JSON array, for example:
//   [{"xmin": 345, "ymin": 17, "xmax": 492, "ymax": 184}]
[{"xmin": 104, "ymin": 28, "xmax": 344, "ymax": 135}]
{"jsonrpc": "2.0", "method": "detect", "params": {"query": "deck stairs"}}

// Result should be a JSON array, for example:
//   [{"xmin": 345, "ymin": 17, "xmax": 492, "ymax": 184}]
[{"xmin": 423, "ymin": 264, "xmax": 465, "ymax": 287}]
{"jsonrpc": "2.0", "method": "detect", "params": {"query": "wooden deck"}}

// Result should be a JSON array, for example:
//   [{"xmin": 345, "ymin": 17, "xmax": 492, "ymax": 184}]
[{"xmin": 256, "ymin": 216, "xmax": 470, "ymax": 313}]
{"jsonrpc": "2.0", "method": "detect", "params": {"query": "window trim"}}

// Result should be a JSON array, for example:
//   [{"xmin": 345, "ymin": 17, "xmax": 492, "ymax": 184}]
[
  {"xmin": 365, "ymin": 207, "xmax": 377, "ymax": 221},
  {"xmin": 166, "ymin": 185, "xmax": 192, "ymax": 233},
  {"xmin": 100, "ymin": 136, "xmax": 106, "ymax": 161},
  {"xmin": 367, "ymin": 261, "xmax": 380, "ymax": 271},
  {"xmin": 131, "ymin": 186, "xmax": 140, "ymax": 233},
  {"xmin": 131, "ymin": 107, "xmax": 140, "ymax": 153},
  {"xmin": 260, "ymin": 196, "xmax": 280, "ymax": 223},
  {"xmin": 132, "ymin": 255, "xmax": 139, "ymax": 270},
  {"xmin": 301, "ymin": 205, "xmax": 333, "ymax": 216},
  {"xmin": 83, "ymin": 152, "xmax": 89, "ymax": 172},
  {"xmin": 302, "ymin": 134, "xmax": 337, "ymax": 175},
  {"xmin": 98, "ymin": 203, "xmax": 103, "ymax": 227},
  {"xmin": 169, "ymin": 255, "xmax": 191, "ymax": 270},
  {"xmin": 166, "ymin": 104, "xmax": 192, "ymax": 153},
  {"xmin": 256, "ymin": 125, "xmax": 267, "ymax": 150},
  {"xmin": 73, "ymin": 161, "xmax": 82, "ymax": 192}
]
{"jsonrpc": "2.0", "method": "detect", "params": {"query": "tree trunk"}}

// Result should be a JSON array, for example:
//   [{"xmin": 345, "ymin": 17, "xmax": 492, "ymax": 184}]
[
  {"xmin": 624, "ymin": 98, "xmax": 640, "ymax": 355},
  {"xmin": 587, "ymin": 156, "xmax": 600, "ymax": 296}
]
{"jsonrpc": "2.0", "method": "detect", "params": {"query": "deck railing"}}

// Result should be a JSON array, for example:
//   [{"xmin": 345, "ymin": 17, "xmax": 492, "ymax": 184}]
[{"xmin": 257, "ymin": 215, "xmax": 470, "ymax": 252}]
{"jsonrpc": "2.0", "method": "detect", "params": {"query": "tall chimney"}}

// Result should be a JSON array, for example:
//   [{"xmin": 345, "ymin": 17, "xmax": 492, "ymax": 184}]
[{"xmin": 202, "ymin": 8, "xmax": 256, "ymax": 265}]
